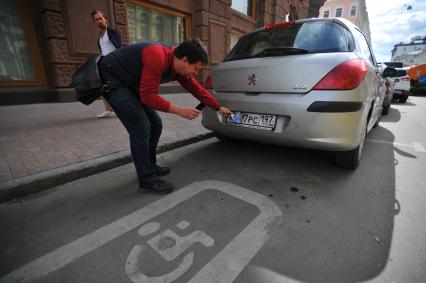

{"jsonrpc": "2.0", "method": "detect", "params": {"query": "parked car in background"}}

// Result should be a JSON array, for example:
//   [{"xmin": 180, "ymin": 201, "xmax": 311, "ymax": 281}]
[
  {"xmin": 383, "ymin": 61, "xmax": 403, "ymax": 68},
  {"xmin": 378, "ymin": 63, "xmax": 394, "ymax": 114},
  {"xmin": 382, "ymin": 78, "xmax": 394, "ymax": 114},
  {"xmin": 391, "ymin": 67, "xmax": 411, "ymax": 103},
  {"xmin": 202, "ymin": 18, "xmax": 396, "ymax": 169}
]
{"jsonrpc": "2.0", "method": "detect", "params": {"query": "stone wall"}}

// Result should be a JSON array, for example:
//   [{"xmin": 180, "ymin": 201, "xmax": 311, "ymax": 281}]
[
  {"xmin": 308, "ymin": 0, "xmax": 327, "ymax": 18},
  {"xmin": 34, "ymin": 0, "xmax": 311, "ymax": 91},
  {"xmin": 37, "ymin": 0, "xmax": 127, "ymax": 88}
]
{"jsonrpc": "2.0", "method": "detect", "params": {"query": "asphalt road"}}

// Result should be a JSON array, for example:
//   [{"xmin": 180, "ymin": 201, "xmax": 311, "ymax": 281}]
[{"xmin": 0, "ymin": 96, "xmax": 425, "ymax": 283}]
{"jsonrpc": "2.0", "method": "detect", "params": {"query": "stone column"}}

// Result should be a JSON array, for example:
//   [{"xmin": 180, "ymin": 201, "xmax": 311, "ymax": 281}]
[{"xmin": 192, "ymin": 0, "xmax": 232, "ymax": 81}]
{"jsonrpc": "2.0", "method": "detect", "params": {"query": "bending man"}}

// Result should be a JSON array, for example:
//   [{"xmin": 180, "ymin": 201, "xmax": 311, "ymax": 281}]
[{"xmin": 98, "ymin": 38, "xmax": 232, "ymax": 194}]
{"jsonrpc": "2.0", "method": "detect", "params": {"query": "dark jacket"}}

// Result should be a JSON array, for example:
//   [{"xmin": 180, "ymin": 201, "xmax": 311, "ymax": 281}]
[
  {"xmin": 98, "ymin": 26, "xmax": 122, "ymax": 52},
  {"xmin": 102, "ymin": 42, "xmax": 220, "ymax": 112}
]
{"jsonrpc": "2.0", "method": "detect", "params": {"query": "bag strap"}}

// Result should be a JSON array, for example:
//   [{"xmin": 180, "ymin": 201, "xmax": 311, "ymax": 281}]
[{"xmin": 102, "ymin": 83, "xmax": 136, "ymax": 93}]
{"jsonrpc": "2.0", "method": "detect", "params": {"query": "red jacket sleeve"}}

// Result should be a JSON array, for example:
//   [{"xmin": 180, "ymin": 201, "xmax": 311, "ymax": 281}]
[
  {"xmin": 177, "ymin": 75, "xmax": 221, "ymax": 110},
  {"xmin": 139, "ymin": 46, "xmax": 171, "ymax": 112}
]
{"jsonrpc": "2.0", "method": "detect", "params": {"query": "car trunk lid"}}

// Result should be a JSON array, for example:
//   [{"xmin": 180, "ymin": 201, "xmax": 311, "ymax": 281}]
[{"xmin": 212, "ymin": 52, "xmax": 356, "ymax": 93}]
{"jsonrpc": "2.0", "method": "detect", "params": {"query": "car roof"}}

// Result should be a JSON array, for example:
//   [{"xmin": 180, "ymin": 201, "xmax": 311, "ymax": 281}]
[
  {"xmin": 246, "ymin": 17, "xmax": 358, "ymax": 36},
  {"xmin": 394, "ymin": 67, "xmax": 409, "ymax": 71}
]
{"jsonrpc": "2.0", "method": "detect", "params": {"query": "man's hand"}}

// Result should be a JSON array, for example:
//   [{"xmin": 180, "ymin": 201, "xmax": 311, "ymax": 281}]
[
  {"xmin": 218, "ymin": 106, "xmax": 232, "ymax": 117},
  {"xmin": 169, "ymin": 104, "xmax": 201, "ymax": 120}
]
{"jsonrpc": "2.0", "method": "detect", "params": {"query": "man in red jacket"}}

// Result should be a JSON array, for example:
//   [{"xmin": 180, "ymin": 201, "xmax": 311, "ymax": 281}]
[{"xmin": 98, "ymin": 38, "xmax": 232, "ymax": 194}]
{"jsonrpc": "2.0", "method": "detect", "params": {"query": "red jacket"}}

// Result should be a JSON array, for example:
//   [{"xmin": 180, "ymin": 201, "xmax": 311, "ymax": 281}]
[{"xmin": 139, "ymin": 45, "xmax": 220, "ymax": 112}]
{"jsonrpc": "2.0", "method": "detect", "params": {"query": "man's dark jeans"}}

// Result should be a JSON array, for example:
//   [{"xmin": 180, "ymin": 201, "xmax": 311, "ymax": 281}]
[{"xmin": 99, "ymin": 54, "xmax": 161, "ymax": 184}]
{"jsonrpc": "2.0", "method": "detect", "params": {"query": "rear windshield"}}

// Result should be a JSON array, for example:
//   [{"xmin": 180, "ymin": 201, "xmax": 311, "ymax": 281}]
[
  {"xmin": 225, "ymin": 21, "xmax": 354, "ymax": 62},
  {"xmin": 394, "ymin": 69, "xmax": 408, "ymax": 77}
]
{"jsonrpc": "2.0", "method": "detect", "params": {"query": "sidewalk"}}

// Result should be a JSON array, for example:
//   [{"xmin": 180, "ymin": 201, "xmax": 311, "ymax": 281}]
[{"xmin": 0, "ymin": 93, "xmax": 213, "ymax": 202}]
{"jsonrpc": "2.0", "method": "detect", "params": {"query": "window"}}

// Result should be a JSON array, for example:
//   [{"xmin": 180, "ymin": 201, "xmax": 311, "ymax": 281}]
[
  {"xmin": 127, "ymin": 1, "xmax": 188, "ymax": 46},
  {"xmin": 353, "ymin": 29, "xmax": 375, "ymax": 65},
  {"xmin": 232, "ymin": 0, "xmax": 254, "ymax": 17},
  {"xmin": 323, "ymin": 10, "xmax": 329, "ymax": 18},
  {"xmin": 225, "ymin": 21, "xmax": 355, "ymax": 62},
  {"xmin": 395, "ymin": 69, "xmax": 407, "ymax": 77},
  {"xmin": 335, "ymin": 8, "xmax": 343, "ymax": 17},
  {"xmin": 350, "ymin": 5, "xmax": 357, "ymax": 16},
  {"xmin": 0, "ymin": 0, "xmax": 44, "ymax": 86}
]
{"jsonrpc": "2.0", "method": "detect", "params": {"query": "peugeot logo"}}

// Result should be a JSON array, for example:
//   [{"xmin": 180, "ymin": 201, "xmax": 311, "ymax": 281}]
[{"xmin": 248, "ymin": 74, "xmax": 257, "ymax": 86}]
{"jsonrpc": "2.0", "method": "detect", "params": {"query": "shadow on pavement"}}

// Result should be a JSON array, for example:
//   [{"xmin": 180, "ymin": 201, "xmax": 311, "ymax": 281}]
[
  {"xmin": 0, "ymin": 125, "xmax": 399, "ymax": 283},
  {"xmin": 382, "ymin": 107, "xmax": 401, "ymax": 123},
  {"xmin": 167, "ymin": 126, "xmax": 397, "ymax": 283}
]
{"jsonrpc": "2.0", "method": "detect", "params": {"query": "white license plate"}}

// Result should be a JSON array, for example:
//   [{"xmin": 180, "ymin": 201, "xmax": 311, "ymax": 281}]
[{"xmin": 227, "ymin": 112, "xmax": 277, "ymax": 131}]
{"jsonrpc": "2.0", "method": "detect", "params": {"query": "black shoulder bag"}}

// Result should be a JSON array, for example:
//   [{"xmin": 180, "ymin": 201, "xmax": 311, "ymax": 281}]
[{"xmin": 71, "ymin": 55, "xmax": 133, "ymax": 105}]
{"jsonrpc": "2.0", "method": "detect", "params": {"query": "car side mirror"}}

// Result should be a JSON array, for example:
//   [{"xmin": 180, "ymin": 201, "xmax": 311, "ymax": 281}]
[{"xmin": 382, "ymin": 67, "xmax": 397, "ymax": 77}]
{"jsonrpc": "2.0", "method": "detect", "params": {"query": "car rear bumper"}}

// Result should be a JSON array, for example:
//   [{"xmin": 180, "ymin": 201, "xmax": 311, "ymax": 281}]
[
  {"xmin": 393, "ymin": 89, "xmax": 409, "ymax": 94},
  {"xmin": 202, "ymin": 89, "xmax": 370, "ymax": 151}
]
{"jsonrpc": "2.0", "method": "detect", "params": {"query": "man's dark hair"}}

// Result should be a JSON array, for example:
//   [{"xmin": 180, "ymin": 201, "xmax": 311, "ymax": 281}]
[
  {"xmin": 91, "ymin": 9, "xmax": 107, "ymax": 20},
  {"xmin": 174, "ymin": 38, "xmax": 209, "ymax": 65}
]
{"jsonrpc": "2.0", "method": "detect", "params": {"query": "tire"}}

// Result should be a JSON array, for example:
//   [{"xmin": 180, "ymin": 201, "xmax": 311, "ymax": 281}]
[
  {"xmin": 399, "ymin": 95, "xmax": 408, "ymax": 103},
  {"xmin": 373, "ymin": 111, "xmax": 381, "ymax": 128},
  {"xmin": 382, "ymin": 105, "xmax": 390, "ymax": 115},
  {"xmin": 333, "ymin": 121, "xmax": 367, "ymax": 169},
  {"xmin": 215, "ymin": 133, "xmax": 234, "ymax": 142}
]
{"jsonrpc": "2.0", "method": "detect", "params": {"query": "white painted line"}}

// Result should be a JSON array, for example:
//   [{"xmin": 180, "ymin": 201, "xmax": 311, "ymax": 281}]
[
  {"xmin": 0, "ymin": 181, "xmax": 282, "ymax": 283},
  {"xmin": 367, "ymin": 139, "xmax": 411, "ymax": 147},
  {"xmin": 367, "ymin": 139, "xmax": 426, "ymax": 153},
  {"xmin": 412, "ymin": 142, "xmax": 426, "ymax": 153}
]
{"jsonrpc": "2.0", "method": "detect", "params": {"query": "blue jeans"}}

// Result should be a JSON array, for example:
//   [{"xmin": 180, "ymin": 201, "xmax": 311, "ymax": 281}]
[{"xmin": 99, "ymin": 55, "xmax": 162, "ymax": 184}]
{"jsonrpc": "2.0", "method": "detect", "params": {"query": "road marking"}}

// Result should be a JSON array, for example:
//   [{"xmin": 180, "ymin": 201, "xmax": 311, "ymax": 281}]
[
  {"xmin": 367, "ymin": 139, "xmax": 426, "ymax": 153},
  {"xmin": 0, "ymin": 181, "xmax": 282, "ymax": 283}
]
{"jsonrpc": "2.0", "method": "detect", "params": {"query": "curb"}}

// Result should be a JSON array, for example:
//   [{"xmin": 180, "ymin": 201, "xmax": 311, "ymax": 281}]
[{"xmin": 0, "ymin": 132, "xmax": 215, "ymax": 203}]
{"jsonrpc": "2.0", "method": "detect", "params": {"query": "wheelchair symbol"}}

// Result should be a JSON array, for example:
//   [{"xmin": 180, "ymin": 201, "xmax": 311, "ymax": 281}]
[
  {"xmin": 0, "ymin": 181, "xmax": 282, "ymax": 283},
  {"xmin": 125, "ymin": 220, "xmax": 214, "ymax": 283}
]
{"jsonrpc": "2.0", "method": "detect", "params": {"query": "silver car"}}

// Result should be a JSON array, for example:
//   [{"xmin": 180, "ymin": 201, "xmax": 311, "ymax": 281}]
[{"xmin": 202, "ymin": 18, "xmax": 396, "ymax": 169}]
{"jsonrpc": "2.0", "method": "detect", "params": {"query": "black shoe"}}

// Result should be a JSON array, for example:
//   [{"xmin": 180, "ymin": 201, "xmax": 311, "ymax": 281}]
[
  {"xmin": 139, "ymin": 178, "xmax": 174, "ymax": 194},
  {"xmin": 156, "ymin": 165, "xmax": 171, "ymax": 177}
]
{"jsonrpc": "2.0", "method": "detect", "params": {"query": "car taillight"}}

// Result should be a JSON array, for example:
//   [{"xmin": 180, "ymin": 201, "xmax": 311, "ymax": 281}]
[
  {"xmin": 401, "ymin": 76, "xmax": 410, "ymax": 81},
  {"xmin": 204, "ymin": 74, "xmax": 213, "ymax": 89},
  {"xmin": 313, "ymin": 59, "xmax": 369, "ymax": 90}
]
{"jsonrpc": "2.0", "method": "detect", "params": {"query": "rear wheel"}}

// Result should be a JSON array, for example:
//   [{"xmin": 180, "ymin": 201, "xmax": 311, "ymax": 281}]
[
  {"xmin": 399, "ymin": 95, "xmax": 408, "ymax": 103},
  {"xmin": 382, "ymin": 105, "xmax": 390, "ymax": 115},
  {"xmin": 333, "ymin": 121, "xmax": 367, "ymax": 169},
  {"xmin": 373, "ymin": 111, "xmax": 381, "ymax": 128}
]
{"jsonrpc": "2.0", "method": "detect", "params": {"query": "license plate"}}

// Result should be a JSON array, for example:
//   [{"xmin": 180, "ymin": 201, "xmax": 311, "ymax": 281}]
[{"xmin": 227, "ymin": 112, "xmax": 277, "ymax": 131}]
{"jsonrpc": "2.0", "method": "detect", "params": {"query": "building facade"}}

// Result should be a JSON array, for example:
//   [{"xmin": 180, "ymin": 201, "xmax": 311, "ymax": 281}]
[
  {"xmin": 0, "ymin": 0, "xmax": 309, "ymax": 105},
  {"xmin": 308, "ymin": 0, "xmax": 326, "ymax": 18},
  {"xmin": 318, "ymin": 0, "xmax": 370, "ymax": 42},
  {"xmin": 391, "ymin": 36, "xmax": 426, "ymax": 66}
]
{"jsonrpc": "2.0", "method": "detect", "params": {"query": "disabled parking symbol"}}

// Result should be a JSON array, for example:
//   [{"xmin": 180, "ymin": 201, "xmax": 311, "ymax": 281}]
[
  {"xmin": 126, "ymin": 220, "xmax": 215, "ymax": 283},
  {"xmin": 0, "ymin": 181, "xmax": 282, "ymax": 283}
]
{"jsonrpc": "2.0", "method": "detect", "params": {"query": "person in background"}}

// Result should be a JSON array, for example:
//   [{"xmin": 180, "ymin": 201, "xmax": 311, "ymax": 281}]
[
  {"xmin": 98, "ymin": 38, "xmax": 232, "ymax": 194},
  {"xmin": 91, "ymin": 9, "xmax": 122, "ymax": 118}
]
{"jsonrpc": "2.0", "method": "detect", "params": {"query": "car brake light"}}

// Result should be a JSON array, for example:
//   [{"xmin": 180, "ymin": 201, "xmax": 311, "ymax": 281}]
[
  {"xmin": 401, "ymin": 77, "xmax": 410, "ymax": 81},
  {"xmin": 265, "ymin": 20, "xmax": 295, "ymax": 30},
  {"xmin": 313, "ymin": 59, "xmax": 369, "ymax": 90},
  {"xmin": 204, "ymin": 74, "xmax": 213, "ymax": 89}
]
